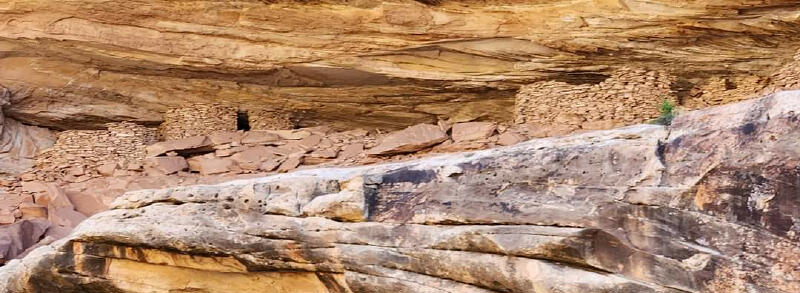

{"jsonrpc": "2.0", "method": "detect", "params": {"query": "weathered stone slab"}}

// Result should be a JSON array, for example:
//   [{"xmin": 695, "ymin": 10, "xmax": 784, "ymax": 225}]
[
  {"xmin": 367, "ymin": 124, "xmax": 447, "ymax": 156},
  {"xmin": 143, "ymin": 157, "xmax": 189, "ymax": 175},
  {"xmin": 146, "ymin": 136, "xmax": 213, "ymax": 157},
  {"xmin": 451, "ymin": 122, "xmax": 497, "ymax": 142}
]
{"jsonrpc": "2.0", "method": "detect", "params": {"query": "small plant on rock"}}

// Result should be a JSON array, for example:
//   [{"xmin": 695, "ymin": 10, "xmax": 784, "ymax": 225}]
[{"xmin": 651, "ymin": 99, "xmax": 676, "ymax": 126}]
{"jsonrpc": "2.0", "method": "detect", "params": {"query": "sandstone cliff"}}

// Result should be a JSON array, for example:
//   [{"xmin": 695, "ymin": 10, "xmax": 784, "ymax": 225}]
[
  {"xmin": 0, "ymin": 87, "xmax": 54, "ymax": 180},
  {"xmin": 2, "ymin": 0, "xmax": 800, "ymax": 130},
  {"xmin": 1, "ymin": 91, "xmax": 799, "ymax": 293}
]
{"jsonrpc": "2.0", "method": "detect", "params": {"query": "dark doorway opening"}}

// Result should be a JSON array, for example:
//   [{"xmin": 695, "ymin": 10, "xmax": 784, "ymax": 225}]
[{"xmin": 237, "ymin": 111, "xmax": 250, "ymax": 131}]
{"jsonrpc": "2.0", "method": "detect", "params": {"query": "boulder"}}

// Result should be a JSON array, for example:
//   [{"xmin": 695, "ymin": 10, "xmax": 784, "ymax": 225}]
[
  {"xmin": 207, "ymin": 131, "xmax": 243, "ymax": 145},
  {"xmin": 19, "ymin": 181, "xmax": 47, "ymax": 194},
  {"xmin": 451, "ymin": 122, "xmax": 497, "ymax": 142},
  {"xmin": 260, "ymin": 159, "xmax": 283, "ymax": 172},
  {"xmin": 310, "ymin": 148, "xmax": 338, "ymax": 159},
  {"xmin": 47, "ymin": 207, "xmax": 85, "ymax": 230},
  {"xmin": 143, "ymin": 157, "xmax": 189, "ymax": 175},
  {"xmin": 146, "ymin": 136, "xmax": 213, "ymax": 157},
  {"xmin": 125, "ymin": 163, "xmax": 142, "ymax": 171},
  {"xmin": 433, "ymin": 140, "xmax": 488, "ymax": 152},
  {"xmin": 339, "ymin": 143, "xmax": 364, "ymax": 159},
  {"xmin": 268, "ymin": 129, "xmax": 311, "ymax": 140},
  {"xmin": 31, "ymin": 184, "xmax": 72, "ymax": 210},
  {"xmin": 17, "ymin": 203, "xmax": 46, "ymax": 220},
  {"xmin": 277, "ymin": 154, "xmax": 303, "ymax": 172},
  {"xmin": 64, "ymin": 190, "xmax": 106, "ymax": 217},
  {"xmin": 0, "ymin": 214, "xmax": 14, "ymax": 225},
  {"xmin": 215, "ymin": 146, "xmax": 247, "ymax": 157},
  {"xmin": 496, "ymin": 131, "xmax": 526, "ymax": 146},
  {"xmin": 296, "ymin": 134, "xmax": 322, "ymax": 150},
  {"xmin": 240, "ymin": 131, "xmax": 281, "ymax": 145},
  {"xmin": 230, "ymin": 146, "xmax": 275, "ymax": 170},
  {"xmin": 0, "ymin": 219, "xmax": 50, "ymax": 264},
  {"xmin": 65, "ymin": 166, "xmax": 85, "ymax": 177},
  {"xmin": 187, "ymin": 157, "xmax": 237, "ymax": 175},
  {"xmin": 95, "ymin": 163, "xmax": 118, "ymax": 177},
  {"xmin": 367, "ymin": 124, "xmax": 448, "ymax": 156}
]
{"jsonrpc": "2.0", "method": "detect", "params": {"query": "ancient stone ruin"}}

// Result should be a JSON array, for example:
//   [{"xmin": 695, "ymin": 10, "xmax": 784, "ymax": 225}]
[
  {"xmin": 2, "ymin": 1, "xmax": 800, "ymax": 292},
  {"xmin": 158, "ymin": 104, "xmax": 237, "ymax": 140},
  {"xmin": 514, "ymin": 53, "xmax": 800, "ymax": 134},
  {"xmin": 32, "ymin": 122, "xmax": 156, "ymax": 182},
  {"xmin": 247, "ymin": 109, "xmax": 294, "ymax": 131},
  {"xmin": 3, "ymin": 92, "xmax": 800, "ymax": 293},
  {"xmin": 514, "ymin": 67, "xmax": 675, "ymax": 130}
]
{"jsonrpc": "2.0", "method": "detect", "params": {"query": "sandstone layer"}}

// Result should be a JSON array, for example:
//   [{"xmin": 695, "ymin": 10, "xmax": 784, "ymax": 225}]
[
  {"xmin": 1, "ymin": 91, "xmax": 799, "ymax": 292},
  {"xmin": 0, "ymin": 87, "xmax": 55, "ymax": 181},
  {"xmin": 2, "ymin": 1, "xmax": 800, "ymax": 130}
]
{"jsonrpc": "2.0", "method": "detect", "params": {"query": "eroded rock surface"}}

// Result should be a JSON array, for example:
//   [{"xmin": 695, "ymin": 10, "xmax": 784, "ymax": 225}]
[
  {"xmin": 1, "ymin": 1, "xmax": 800, "ymax": 130},
  {"xmin": 2, "ymin": 91, "xmax": 800, "ymax": 292},
  {"xmin": 0, "ymin": 87, "xmax": 55, "ymax": 179}
]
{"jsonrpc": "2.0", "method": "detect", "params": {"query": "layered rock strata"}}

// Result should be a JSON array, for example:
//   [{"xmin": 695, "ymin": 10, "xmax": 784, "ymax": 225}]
[
  {"xmin": 2, "ymin": 1, "xmax": 800, "ymax": 130},
  {"xmin": 2, "ymin": 91, "xmax": 799, "ymax": 292}
]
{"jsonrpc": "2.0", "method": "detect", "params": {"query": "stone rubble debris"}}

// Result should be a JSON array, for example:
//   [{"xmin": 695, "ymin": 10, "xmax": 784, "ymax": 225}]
[{"xmin": 0, "ymin": 103, "xmax": 552, "ymax": 258}]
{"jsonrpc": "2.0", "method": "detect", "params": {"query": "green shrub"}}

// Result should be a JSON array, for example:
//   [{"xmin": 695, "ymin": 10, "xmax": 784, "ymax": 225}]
[{"xmin": 650, "ymin": 99, "xmax": 675, "ymax": 126}]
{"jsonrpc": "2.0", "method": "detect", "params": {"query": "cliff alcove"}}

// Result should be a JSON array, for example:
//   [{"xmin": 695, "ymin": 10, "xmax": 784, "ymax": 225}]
[{"xmin": 1, "ymin": 0, "xmax": 800, "ymax": 292}]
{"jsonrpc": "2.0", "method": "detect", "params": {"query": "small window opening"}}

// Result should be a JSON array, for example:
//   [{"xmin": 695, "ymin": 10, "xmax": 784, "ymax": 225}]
[
  {"xmin": 237, "ymin": 111, "xmax": 250, "ymax": 131},
  {"xmin": 724, "ymin": 79, "xmax": 737, "ymax": 90}
]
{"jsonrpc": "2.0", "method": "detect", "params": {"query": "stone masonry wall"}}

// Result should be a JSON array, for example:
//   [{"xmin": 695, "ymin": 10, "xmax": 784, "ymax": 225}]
[
  {"xmin": 766, "ymin": 51, "xmax": 800, "ymax": 92},
  {"xmin": 248, "ymin": 109, "xmax": 294, "ymax": 131},
  {"xmin": 515, "ymin": 57, "xmax": 799, "ymax": 132},
  {"xmin": 683, "ymin": 75, "xmax": 768, "ymax": 109},
  {"xmin": 158, "ymin": 104, "xmax": 237, "ymax": 140},
  {"xmin": 514, "ymin": 67, "xmax": 675, "ymax": 130},
  {"xmin": 685, "ymin": 51, "xmax": 800, "ymax": 109},
  {"xmin": 34, "ymin": 122, "xmax": 156, "ymax": 181}
]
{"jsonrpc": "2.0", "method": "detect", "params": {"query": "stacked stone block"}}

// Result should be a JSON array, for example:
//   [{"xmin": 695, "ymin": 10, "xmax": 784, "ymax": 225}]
[
  {"xmin": 514, "ymin": 67, "xmax": 675, "ymax": 129},
  {"xmin": 158, "ymin": 104, "xmax": 237, "ymax": 140},
  {"xmin": 248, "ymin": 109, "xmax": 294, "ymax": 131},
  {"xmin": 683, "ymin": 76, "xmax": 767, "ymax": 109},
  {"xmin": 766, "ymin": 52, "xmax": 800, "ymax": 93},
  {"xmin": 34, "ymin": 122, "xmax": 156, "ymax": 179},
  {"xmin": 686, "ymin": 51, "xmax": 800, "ymax": 109}
]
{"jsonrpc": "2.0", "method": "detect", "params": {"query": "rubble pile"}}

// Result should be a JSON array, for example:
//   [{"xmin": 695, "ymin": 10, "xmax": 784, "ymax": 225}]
[
  {"xmin": 0, "ymin": 118, "xmax": 529, "ymax": 250},
  {"xmin": 143, "ymin": 120, "xmax": 521, "ymax": 177}
]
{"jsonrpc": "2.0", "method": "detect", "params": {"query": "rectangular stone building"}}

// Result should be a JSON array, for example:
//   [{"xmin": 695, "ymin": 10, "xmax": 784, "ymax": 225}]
[{"xmin": 158, "ymin": 104, "xmax": 237, "ymax": 140}]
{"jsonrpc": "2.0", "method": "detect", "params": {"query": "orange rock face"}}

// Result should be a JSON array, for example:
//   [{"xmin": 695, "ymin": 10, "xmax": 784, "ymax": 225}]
[
  {"xmin": 2, "ymin": 1, "xmax": 800, "ymax": 291},
  {"xmin": 1, "ymin": 1, "xmax": 799, "ymax": 131}
]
